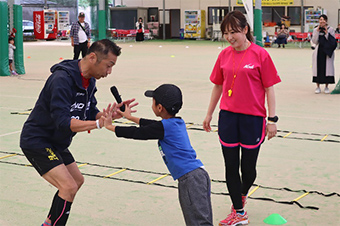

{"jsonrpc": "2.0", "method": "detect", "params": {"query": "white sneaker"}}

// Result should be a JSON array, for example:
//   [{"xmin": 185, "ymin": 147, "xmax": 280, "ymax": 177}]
[
  {"xmin": 315, "ymin": 87, "xmax": 321, "ymax": 94},
  {"xmin": 324, "ymin": 87, "xmax": 330, "ymax": 94}
]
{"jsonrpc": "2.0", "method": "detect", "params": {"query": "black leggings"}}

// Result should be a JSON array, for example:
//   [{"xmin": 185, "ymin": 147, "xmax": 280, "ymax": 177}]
[{"xmin": 222, "ymin": 145, "xmax": 260, "ymax": 210}]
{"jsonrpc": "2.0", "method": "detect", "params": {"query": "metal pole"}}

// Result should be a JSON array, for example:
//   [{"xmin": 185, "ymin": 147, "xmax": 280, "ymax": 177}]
[
  {"xmin": 254, "ymin": 0, "xmax": 263, "ymax": 46},
  {"xmin": 13, "ymin": 2, "xmax": 25, "ymax": 74},
  {"xmin": 163, "ymin": 0, "xmax": 165, "ymax": 40},
  {"xmin": 229, "ymin": 0, "xmax": 231, "ymax": 12},
  {"xmin": 0, "ymin": 0, "xmax": 10, "ymax": 76},
  {"xmin": 98, "ymin": 0, "xmax": 106, "ymax": 40},
  {"xmin": 300, "ymin": 0, "xmax": 304, "ymax": 32},
  {"xmin": 76, "ymin": 0, "xmax": 79, "ymax": 21}
]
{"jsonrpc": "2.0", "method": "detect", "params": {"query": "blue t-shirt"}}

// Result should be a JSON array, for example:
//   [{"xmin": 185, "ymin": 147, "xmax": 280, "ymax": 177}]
[
  {"xmin": 159, "ymin": 118, "xmax": 203, "ymax": 180},
  {"xmin": 115, "ymin": 117, "xmax": 203, "ymax": 180}
]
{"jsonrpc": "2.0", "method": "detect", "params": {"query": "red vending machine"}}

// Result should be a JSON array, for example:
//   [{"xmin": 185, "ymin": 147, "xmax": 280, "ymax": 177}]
[{"xmin": 33, "ymin": 10, "xmax": 58, "ymax": 40}]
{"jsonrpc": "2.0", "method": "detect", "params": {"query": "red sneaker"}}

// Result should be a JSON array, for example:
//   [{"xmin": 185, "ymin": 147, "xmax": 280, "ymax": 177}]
[{"xmin": 219, "ymin": 211, "xmax": 249, "ymax": 226}]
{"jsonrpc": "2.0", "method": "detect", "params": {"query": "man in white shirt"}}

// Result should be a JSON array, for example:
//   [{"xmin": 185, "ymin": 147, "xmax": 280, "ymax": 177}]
[{"xmin": 70, "ymin": 12, "xmax": 91, "ymax": 60}]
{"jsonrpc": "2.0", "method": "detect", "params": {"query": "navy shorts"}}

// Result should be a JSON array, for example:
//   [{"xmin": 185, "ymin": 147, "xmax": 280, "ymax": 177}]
[
  {"xmin": 22, "ymin": 147, "xmax": 75, "ymax": 176},
  {"xmin": 218, "ymin": 110, "xmax": 266, "ymax": 149}
]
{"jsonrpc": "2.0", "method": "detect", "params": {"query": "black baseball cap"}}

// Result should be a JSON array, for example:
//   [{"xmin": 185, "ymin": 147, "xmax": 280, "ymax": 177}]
[
  {"xmin": 145, "ymin": 84, "xmax": 183, "ymax": 115},
  {"xmin": 78, "ymin": 12, "xmax": 85, "ymax": 17}
]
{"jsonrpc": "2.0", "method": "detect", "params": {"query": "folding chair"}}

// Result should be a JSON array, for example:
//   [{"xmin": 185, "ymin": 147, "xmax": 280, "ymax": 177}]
[{"xmin": 294, "ymin": 32, "xmax": 309, "ymax": 48}]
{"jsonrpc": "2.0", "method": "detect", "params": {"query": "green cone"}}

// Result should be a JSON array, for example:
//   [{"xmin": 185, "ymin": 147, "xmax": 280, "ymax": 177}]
[{"xmin": 263, "ymin": 213, "xmax": 287, "ymax": 225}]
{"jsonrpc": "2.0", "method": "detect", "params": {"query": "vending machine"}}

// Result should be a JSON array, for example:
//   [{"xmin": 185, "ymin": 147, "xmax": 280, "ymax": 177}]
[
  {"xmin": 57, "ymin": 11, "xmax": 70, "ymax": 39},
  {"xmin": 57, "ymin": 11, "xmax": 69, "ymax": 31},
  {"xmin": 184, "ymin": 10, "xmax": 206, "ymax": 39},
  {"xmin": 33, "ymin": 10, "xmax": 58, "ymax": 40},
  {"xmin": 304, "ymin": 8, "xmax": 326, "ymax": 32}
]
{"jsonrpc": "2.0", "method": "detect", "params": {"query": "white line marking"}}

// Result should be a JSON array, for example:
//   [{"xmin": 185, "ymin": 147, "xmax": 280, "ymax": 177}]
[{"xmin": 0, "ymin": 130, "xmax": 21, "ymax": 137}]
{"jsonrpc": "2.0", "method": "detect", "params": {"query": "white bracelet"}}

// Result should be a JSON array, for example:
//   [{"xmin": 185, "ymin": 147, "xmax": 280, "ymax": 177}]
[
  {"xmin": 96, "ymin": 119, "xmax": 101, "ymax": 129},
  {"xmin": 267, "ymin": 121, "xmax": 276, "ymax": 125}
]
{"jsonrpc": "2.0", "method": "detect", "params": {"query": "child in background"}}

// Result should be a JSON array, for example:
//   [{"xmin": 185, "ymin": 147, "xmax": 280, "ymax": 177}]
[
  {"xmin": 8, "ymin": 37, "xmax": 18, "ymax": 75},
  {"xmin": 102, "ymin": 84, "xmax": 213, "ymax": 226}
]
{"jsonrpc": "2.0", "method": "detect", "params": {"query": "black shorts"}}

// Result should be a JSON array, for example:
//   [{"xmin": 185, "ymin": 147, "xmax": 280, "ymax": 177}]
[
  {"xmin": 218, "ymin": 110, "xmax": 266, "ymax": 149},
  {"xmin": 22, "ymin": 147, "xmax": 75, "ymax": 176}
]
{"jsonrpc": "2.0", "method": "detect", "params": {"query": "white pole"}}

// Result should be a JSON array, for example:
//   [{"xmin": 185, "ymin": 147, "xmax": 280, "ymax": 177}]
[{"xmin": 301, "ymin": 0, "xmax": 304, "ymax": 32}]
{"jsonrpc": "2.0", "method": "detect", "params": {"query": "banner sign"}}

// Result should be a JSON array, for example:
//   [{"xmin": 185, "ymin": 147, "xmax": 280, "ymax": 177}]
[
  {"xmin": 237, "ymin": 0, "xmax": 294, "ymax": 6},
  {"xmin": 242, "ymin": 0, "xmax": 253, "ymax": 29}
]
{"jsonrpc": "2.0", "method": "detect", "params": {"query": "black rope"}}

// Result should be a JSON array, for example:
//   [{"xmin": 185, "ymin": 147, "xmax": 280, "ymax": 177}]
[
  {"xmin": 275, "ymin": 135, "xmax": 340, "ymax": 143},
  {"xmin": 252, "ymin": 183, "xmax": 340, "ymax": 197},
  {"xmin": 78, "ymin": 162, "xmax": 166, "ymax": 176},
  {"xmin": 111, "ymin": 120, "xmax": 340, "ymax": 143},
  {"xmin": 0, "ymin": 160, "xmax": 320, "ymax": 210},
  {"xmin": 1, "ymin": 150, "xmax": 339, "ymax": 198},
  {"xmin": 1, "ymin": 150, "xmax": 340, "ymax": 211},
  {"xmin": 8, "ymin": 112, "xmax": 340, "ymax": 143},
  {"xmin": 10, "ymin": 108, "xmax": 33, "ymax": 115}
]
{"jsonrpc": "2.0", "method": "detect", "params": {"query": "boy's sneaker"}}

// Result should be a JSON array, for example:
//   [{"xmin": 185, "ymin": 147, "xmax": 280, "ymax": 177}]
[
  {"xmin": 324, "ymin": 87, "xmax": 330, "ymax": 94},
  {"xmin": 219, "ymin": 211, "xmax": 249, "ymax": 226},
  {"xmin": 230, "ymin": 195, "xmax": 247, "ymax": 213}
]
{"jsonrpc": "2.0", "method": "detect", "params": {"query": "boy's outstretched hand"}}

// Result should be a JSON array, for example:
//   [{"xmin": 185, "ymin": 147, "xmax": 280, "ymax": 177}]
[
  {"xmin": 101, "ymin": 99, "xmax": 139, "ymax": 132},
  {"xmin": 116, "ymin": 102, "xmax": 133, "ymax": 119},
  {"xmin": 112, "ymin": 98, "xmax": 138, "ymax": 120},
  {"xmin": 116, "ymin": 98, "xmax": 140, "ymax": 125}
]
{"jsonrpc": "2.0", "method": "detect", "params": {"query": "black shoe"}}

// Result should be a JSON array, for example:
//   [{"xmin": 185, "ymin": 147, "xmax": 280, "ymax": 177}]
[
  {"xmin": 283, "ymin": 45, "xmax": 285, "ymax": 48},
  {"xmin": 278, "ymin": 45, "xmax": 281, "ymax": 48}
]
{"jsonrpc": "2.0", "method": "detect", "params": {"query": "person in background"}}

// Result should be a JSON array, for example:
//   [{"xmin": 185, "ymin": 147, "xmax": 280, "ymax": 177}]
[
  {"xmin": 8, "ymin": 37, "xmax": 18, "ymax": 75},
  {"xmin": 203, "ymin": 11, "xmax": 281, "ymax": 226},
  {"xmin": 276, "ymin": 24, "xmax": 289, "ymax": 48},
  {"xmin": 10, "ymin": 27, "xmax": 17, "ymax": 38},
  {"xmin": 335, "ymin": 24, "xmax": 340, "ymax": 49},
  {"xmin": 136, "ymin": 17, "xmax": 144, "ymax": 42},
  {"xmin": 312, "ymin": 14, "xmax": 337, "ymax": 94},
  {"xmin": 70, "ymin": 12, "xmax": 91, "ymax": 60},
  {"xmin": 335, "ymin": 24, "xmax": 340, "ymax": 33}
]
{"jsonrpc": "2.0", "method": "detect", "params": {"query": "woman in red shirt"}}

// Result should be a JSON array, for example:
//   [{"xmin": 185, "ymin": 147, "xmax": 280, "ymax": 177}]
[{"xmin": 203, "ymin": 11, "xmax": 281, "ymax": 226}]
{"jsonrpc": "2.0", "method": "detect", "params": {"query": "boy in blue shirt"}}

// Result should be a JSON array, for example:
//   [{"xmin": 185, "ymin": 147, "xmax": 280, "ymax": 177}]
[{"xmin": 102, "ymin": 84, "xmax": 213, "ymax": 225}]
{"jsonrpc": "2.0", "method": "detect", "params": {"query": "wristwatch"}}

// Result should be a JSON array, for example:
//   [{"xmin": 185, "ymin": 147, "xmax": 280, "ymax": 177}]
[{"xmin": 267, "ymin": 116, "xmax": 279, "ymax": 123}]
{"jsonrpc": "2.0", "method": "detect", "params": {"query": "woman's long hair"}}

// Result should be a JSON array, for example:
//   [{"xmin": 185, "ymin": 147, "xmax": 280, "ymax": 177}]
[{"xmin": 220, "ymin": 10, "xmax": 253, "ymax": 42}]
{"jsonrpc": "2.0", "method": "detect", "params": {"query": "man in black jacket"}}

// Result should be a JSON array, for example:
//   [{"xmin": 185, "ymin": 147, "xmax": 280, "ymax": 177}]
[{"xmin": 20, "ymin": 39, "xmax": 134, "ymax": 226}]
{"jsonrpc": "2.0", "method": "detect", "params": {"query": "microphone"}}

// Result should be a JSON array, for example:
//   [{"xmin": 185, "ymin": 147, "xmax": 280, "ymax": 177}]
[{"xmin": 110, "ymin": 86, "xmax": 125, "ymax": 112}]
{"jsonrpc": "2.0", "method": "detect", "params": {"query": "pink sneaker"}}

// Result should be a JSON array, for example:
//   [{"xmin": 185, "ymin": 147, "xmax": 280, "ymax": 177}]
[
  {"xmin": 231, "ymin": 195, "xmax": 247, "ymax": 212},
  {"xmin": 11, "ymin": 71, "xmax": 18, "ymax": 75},
  {"xmin": 41, "ymin": 220, "xmax": 51, "ymax": 226},
  {"xmin": 219, "ymin": 211, "xmax": 249, "ymax": 226}
]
